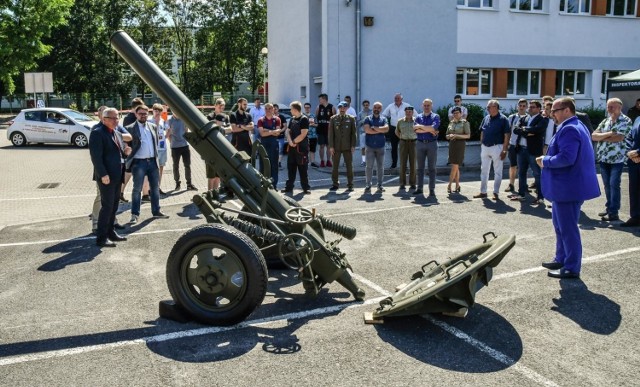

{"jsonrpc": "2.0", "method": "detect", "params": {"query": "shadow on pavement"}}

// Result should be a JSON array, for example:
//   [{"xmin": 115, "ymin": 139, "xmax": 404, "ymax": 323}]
[
  {"xmin": 38, "ymin": 235, "xmax": 101, "ymax": 271},
  {"xmin": 551, "ymin": 279, "xmax": 621, "ymax": 335},
  {"xmin": 374, "ymin": 304, "xmax": 523, "ymax": 373},
  {"xmin": 482, "ymin": 197, "xmax": 517, "ymax": 215},
  {"xmin": 0, "ymin": 271, "xmax": 349, "ymax": 363},
  {"xmin": 176, "ymin": 203, "xmax": 202, "ymax": 220}
]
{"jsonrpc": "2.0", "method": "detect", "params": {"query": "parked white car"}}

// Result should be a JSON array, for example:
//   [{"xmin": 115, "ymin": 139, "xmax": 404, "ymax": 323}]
[{"xmin": 6, "ymin": 108, "xmax": 99, "ymax": 147}]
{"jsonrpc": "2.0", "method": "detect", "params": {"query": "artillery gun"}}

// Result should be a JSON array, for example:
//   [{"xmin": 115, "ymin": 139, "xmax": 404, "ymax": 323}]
[{"xmin": 110, "ymin": 31, "xmax": 365, "ymax": 326}]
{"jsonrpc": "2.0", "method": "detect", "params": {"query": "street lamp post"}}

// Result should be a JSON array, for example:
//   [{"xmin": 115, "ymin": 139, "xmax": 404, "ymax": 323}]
[{"xmin": 261, "ymin": 47, "xmax": 268, "ymax": 102}]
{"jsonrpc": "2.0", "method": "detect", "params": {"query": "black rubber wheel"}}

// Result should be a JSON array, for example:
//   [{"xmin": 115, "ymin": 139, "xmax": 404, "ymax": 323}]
[
  {"xmin": 72, "ymin": 133, "xmax": 88, "ymax": 147},
  {"xmin": 166, "ymin": 224, "xmax": 268, "ymax": 326},
  {"xmin": 10, "ymin": 132, "xmax": 26, "ymax": 147}
]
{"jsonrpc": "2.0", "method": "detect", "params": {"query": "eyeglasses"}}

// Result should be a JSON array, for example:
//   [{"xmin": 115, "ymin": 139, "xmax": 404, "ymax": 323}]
[
  {"xmin": 136, "ymin": 112, "xmax": 148, "ymax": 116},
  {"xmin": 551, "ymin": 107, "xmax": 566, "ymax": 114},
  {"xmin": 104, "ymin": 116, "xmax": 118, "ymax": 120}
]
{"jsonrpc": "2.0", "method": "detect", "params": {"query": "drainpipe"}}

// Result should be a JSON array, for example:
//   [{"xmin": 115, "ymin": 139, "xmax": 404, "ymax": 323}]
[{"xmin": 355, "ymin": 0, "xmax": 361, "ymax": 108}]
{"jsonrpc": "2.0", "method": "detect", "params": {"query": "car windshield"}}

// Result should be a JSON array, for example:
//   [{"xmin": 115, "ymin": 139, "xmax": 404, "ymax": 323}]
[{"xmin": 62, "ymin": 110, "xmax": 94, "ymax": 122}]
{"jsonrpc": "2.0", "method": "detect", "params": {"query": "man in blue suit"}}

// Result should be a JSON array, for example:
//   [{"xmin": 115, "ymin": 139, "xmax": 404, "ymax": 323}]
[
  {"xmin": 536, "ymin": 97, "xmax": 600, "ymax": 279},
  {"xmin": 89, "ymin": 108, "xmax": 131, "ymax": 247}
]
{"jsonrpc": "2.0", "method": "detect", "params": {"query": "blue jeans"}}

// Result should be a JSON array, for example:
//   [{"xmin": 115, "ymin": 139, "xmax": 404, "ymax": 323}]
[
  {"xmin": 516, "ymin": 147, "xmax": 530, "ymax": 196},
  {"xmin": 528, "ymin": 154, "xmax": 542, "ymax": 199},
  {"xmin": 131, "ymin": 159, "xmax": 160, "ymax": 216},
  {"xmin": 600, "ymin": 162, "xmax": 623, "ymax": 216}
]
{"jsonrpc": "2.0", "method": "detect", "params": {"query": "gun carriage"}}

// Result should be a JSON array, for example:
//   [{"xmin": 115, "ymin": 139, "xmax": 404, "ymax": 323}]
[{"xmin": 111, "ymin": 31, "xmax": 365, "ymax": 326}]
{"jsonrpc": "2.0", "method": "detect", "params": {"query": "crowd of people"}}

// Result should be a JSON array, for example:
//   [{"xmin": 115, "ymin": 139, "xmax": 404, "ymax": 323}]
[{"xmin": 88, "ymin": 94, "xmax": 640, "ymax": 270}]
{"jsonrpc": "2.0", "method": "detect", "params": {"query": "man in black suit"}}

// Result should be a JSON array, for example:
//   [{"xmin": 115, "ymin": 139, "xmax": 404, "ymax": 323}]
[
  {"xmin": 89, "ymin": 108, "xmax": 131, "ymax": 247},
  {"xmin": 510, "ymin": 100, "xmax": 548, "ymax": 205},
  {"xmin": 126, "ymin": 105, "xmax": 168, "ymax": 224}
]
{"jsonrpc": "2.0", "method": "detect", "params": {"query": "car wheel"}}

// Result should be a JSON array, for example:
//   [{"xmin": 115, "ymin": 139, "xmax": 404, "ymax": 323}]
[
  {"xmin": 10, "ymin": 132, "xmax": 26, "ymax": 147},
  {"xmin": 72, "ymin": 133, "xmax": 88, "ymax": 147}
]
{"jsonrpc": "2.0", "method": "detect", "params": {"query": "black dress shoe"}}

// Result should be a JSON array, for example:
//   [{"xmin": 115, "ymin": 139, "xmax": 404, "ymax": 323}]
[
  {"xmin": 541, "ymin": 260, "xmax": 563, "ymax": 270},
  {"xmin": 329, "ymin": 185, "xmax": 339, "ymax": 191},
  {"xmin": 108, "ymin": 232, "xmax": 127, "ymax": 242},
  {"xmin": 597, "ymin": 211, "xmax": 608, "ymax": 217},
  {"xmin": 547, "ymin": 268, "xmax": 580, "ymax": 279},
  {"xmin": 303, "ymin": 190, "xmax": 311, "ymax": 194},
  {"xmin": 114, "ymin": 223, "xmax": 125, "ymax": 230},
  {"xmin": 97, "ymin": 239, "xmax": 116, "ymax": 247},
  {"xmin": 153, "ymin": 212, "xmax": 170, "ymax": 218},
  {"xmin": 412, "ymin": 189, "xmax": 423, "ymax": 195},
  {"xmin": 281, "ymin": 189, "xmax": 293, "ymax": 193},
  {"xmin": 620, "ymin": 218, "xmax": 640, "ymax": 227},
  {"xmin": 141, "ymin": 195, "xmax": 150, "ymax": 203},
  {"xmin": 159, "ymin": 189, "xmax": 166, "ymax": 195},
  {"xmin": 119, "ymin": 193, "xmax": 129, "ymax": 203},
  {"xmin": 601, "ymin": 214, "xmax": 620, "ymax": 222}
]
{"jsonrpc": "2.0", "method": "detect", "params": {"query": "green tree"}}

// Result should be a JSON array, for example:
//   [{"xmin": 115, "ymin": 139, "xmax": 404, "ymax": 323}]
[
  {"xmin": 0, "ymin": 0, "xmax": 73, "ymax": 95},
  {"xmin": 125, "ymin": 0, "xmax": 173, "ymax": 98},
  {"xmin": 162, "ymin": 0, "xmax": 202, "ymax": 97},
  {"xmin": 38, "ymin": 0, "xmax": 108, "ymax": 109}
]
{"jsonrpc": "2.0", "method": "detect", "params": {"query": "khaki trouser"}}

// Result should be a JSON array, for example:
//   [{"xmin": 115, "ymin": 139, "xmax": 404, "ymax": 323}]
[
  {"xmin": 332, "ymin": 150, "xmax": 354, "ymax": 187},
  {"xmin": 399, "ymin": 139, "xmax": 416, "ymax": 186}
]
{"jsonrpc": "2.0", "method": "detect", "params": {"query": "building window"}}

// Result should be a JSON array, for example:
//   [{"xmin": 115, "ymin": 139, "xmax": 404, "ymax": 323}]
[
  {"xmin": 507, "ymin": 70, "xmax": 541, "ymax": 96},
  {"xmin": 601, "ymin": 70, "xmax": 631, "ymax": 94},
  {"xmin": 559, "ymin": 0, "xmax": 591, "ymax": 13},
  {"xmin": 606, "ymin": 0, "xmax": 637, "ymax": 16},
  {"xmin": 457, "ymin": 0, "xmax": 494, "ymax": 8},
  {"xmin": 456, "ymin": 68, "xmax": 492, "ymax": 96},
  {"xmin": 555, "ymin": 70, "xmax": 586, "ymax": 96},
  {"xmin": 510, "ymin": 0, "xmax": 545, "ymax": 11}
]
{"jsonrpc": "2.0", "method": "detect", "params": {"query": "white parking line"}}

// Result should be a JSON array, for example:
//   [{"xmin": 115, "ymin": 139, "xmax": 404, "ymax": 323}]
[
  {"xmin": 3, "ymin": 245, "xmax": 635, "ymax": 385},
  {"xmin": 0, "ymin": 297, "xmax": 385, "ymax": 367},
  {"xmin": 352, "ymin": 272, "xmax": 559, "ymax": 386},
  {"xmin": 0, "ymin": 228, "xmax": 192, "ymax": 248},
  {"xmin": 423, "ymin": 315, "xmax": 559, "ymax": 387}
]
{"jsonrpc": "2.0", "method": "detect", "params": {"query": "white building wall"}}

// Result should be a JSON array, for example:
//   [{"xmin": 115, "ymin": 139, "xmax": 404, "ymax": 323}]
[
  {"xmin": 266, "ymin": 0, "xmax": 311, "ymax": 105},
  {"xmin": 358, "ymin": 1, "xmax": 457, "ymax": 109},
  {"xmin": 267, "ymin": 0, "xmax": 640, "ymax": 111}
]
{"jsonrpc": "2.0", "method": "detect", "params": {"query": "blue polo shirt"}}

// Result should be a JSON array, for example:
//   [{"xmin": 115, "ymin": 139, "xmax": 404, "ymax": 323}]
[
  {"xmin": 481, "ymin": 113, "xmax": 510, "ymax": 147},
  {"xmin": 415, "ymin": 112, "xmax": 440, "ymax": 141},
  {"xmin": 363, "ymin": 114, "xmax": 388, "ymax": 148}
]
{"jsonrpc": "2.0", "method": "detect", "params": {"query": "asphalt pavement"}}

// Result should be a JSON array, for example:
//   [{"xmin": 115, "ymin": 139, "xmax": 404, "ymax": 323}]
[{"xmin": 1, "ymin": 128, "xmax": 639, "ymax": 387}]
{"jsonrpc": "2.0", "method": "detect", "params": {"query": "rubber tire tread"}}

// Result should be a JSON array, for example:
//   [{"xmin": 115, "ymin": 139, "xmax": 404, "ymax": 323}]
[{"xmin": 166, "ymin": 224, "xmax": 268, "ymax": 326}]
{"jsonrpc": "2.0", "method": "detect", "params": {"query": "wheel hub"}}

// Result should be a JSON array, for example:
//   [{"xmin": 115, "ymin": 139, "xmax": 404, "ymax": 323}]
[{"xmin": 197, "ymin": 265, "xmax": 226, "ymax": 293}]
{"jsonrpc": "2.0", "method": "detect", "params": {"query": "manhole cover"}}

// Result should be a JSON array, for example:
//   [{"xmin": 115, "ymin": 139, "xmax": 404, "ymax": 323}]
[{"xmin": 37, "ymin": 183, "xmax": 60, "ymax": 189}]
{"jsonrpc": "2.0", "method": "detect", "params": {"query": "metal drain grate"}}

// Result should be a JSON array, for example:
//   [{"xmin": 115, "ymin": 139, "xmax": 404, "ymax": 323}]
[{"xmin": 37, "ymin": 183, "xmax": 60, "ymax": 189}]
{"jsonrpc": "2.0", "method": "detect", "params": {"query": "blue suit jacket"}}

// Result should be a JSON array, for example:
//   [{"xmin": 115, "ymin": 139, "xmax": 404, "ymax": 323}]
[
  {"xmin": 89, "ymin": 123, "xmax": 124, "ymax": 182},
  {"xmin": 541, "ymin": 116, "xmax": 600, "ymax": 203}
]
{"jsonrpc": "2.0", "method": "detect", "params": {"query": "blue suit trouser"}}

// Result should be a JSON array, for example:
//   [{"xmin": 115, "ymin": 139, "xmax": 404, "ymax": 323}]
[{"xmin": 552, "ymin": 200, "xmax": 584, "ymax": 273}]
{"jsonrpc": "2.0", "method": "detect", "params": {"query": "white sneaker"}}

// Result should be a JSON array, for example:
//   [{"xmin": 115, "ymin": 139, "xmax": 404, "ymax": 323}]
[{"xmin": 130, "ymin": 215, "xmax": 138, "ymax": 224}]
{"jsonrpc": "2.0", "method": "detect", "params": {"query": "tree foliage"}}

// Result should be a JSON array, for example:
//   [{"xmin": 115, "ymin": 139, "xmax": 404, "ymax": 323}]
[
  {"xmin": 4, "ymin": 0, "xmax": 268, "ymax": 101},
  {"xmin": 0, "ymin": 0, "xmax": 73, "ymax": 95}
]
